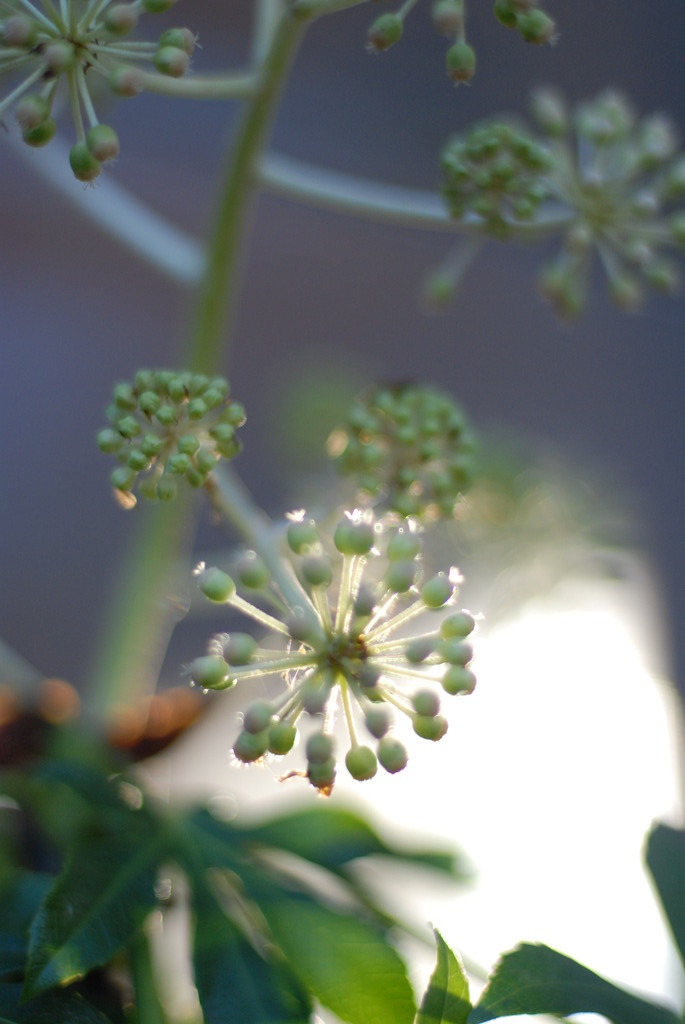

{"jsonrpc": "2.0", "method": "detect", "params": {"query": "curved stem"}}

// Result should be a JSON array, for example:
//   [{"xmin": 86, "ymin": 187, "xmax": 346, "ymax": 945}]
[{"xmin": 135, "ymin": 69, "xmax": 258, "ymax": 100}]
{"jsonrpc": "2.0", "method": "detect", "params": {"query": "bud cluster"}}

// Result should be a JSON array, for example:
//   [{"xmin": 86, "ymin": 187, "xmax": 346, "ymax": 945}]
[
  {"xmin": 441, "ymin": 88, "xmax": 685, "ymax": 316},
  {"xmin": 327, "ymin": 384, "xmax": 475, "ymax": 519},
  {"xmin": 97, "ymin": 369, "xmax": 245, "ymax": 505},
  {"xmin": 442, "ymin": 122, "xmax": 553, "ymax": 236},
  {"xmin": 191, "ymin": 510, "xmax": 476, "ymax": 794},
  {"xmin": 0, "ymin": 0, "xmax": 195, "ymax": 178},
  {"xmin": 493, "ymin": 0, "xmax": 557, "ymax": 46}
]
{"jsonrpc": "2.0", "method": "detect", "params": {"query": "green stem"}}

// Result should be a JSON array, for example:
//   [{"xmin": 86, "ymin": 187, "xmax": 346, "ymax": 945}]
[
  {"xmin": 87, "ymin": 9, "xmax": 307, "ymax": 720},
  {"xmin": 293, "ymin": 0, "xmax": 370, "ymax": 19},
  {"xmin": 128, "ymin": 927, "xmax": 169, "ymax": 1024},
  {"xmin": 137, "ymin": 69, "xmax": 258, "ymax": 100},
  {"xmin": 188, "ymin": 10, "xmax": 306, "ymax": 373}
]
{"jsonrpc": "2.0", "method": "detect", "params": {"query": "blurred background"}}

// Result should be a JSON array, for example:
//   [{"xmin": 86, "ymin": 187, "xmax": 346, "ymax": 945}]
[{"xmin": 2, "ymin": 0, "xmax": 685, "ymax": 1014}]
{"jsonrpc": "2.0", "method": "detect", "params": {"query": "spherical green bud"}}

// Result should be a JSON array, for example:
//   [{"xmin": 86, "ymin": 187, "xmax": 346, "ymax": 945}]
[
  {"xmin": 233, "ymin": 729, "xmax": 269, "ymax": 763},
  {"xmin": 285, "ymin": 609, "xmax": 320, "ymax": 644},
  {"xmin": 195, "ymin": 448, "xmax": 219, "ymax": 474},
  {"xmin": 140, "ymin": 434, "xmax": 164, "ymax": 457},
  {"xmin": 243, "ymin": 700, "xmax": 275, "ymax": 735},
  {"xmin": 493, "ymin": 0, "xmax": 517, "ymax": 28},
  {"xmin": 421, "ymin": 573, "xmax": 454, "ymax": 608},
  {"xmin": 413, "ymin": 713, "xmax": 448, "ymax": 741},
  {"xmin": 154, "ymin": 44, "xmax": 189, "ymax": 77},
  {"xmin": 354, "ymin": 586, "xmax": 377, "ymax": 618},
  {"xmin": 445, "ymin": 41, "xmax": 476, "ymax": 83},
  {"xmin": 442, "ymin": 664, "xmax": 476, "ymax": 695},
  {"xmin": 219, "ymin": 633, "xmax": 256, "ymax": 666},
  {"xmin": 301, "ymin": 676, "xmax": 332, "ymax": 714},
  {"xmin": 358, "ymin": 662, "xmax": 381, "ymax": 690},
  {"xmin": 440, "ymin": 611, "xmax": 475, "ymax": 638},
  {"xmin": 44, "ymin": 40, "xmax": 74, "ymax": 73},
  {"xmin": 15, "ymin": 94, "xmax": 50, "ymax": 132},
  {"xmin": 644, "ymin": 261, "xmax": 679, "ymax": 294},
  {"xmin": 22, "ymin": 119, "xmax": 57, "ymax": 148},
  {"xmin": 158, "ymin": 26, "xmax": 196, "ymax": 54},
  {"xmin": 189, "ymin": 655, "xmax": 230, "ymax": 690},
  {"xmin": 199, "ymin": 567, "xmax": 236, "ymax": 603},
  {"xmin": 345, "ymin": 745, "xmax": 378, "ymax": 781},
  {"xmin": 306, "ymin": 732, "xmax": 335, "ymax": 764},
  {"xmin": 235, "ymin": 550, "xmax": 270, "ymax": 589},
  {"xmin": 334, "ymin": 518, "xmax": 375, "ymax": 555},
  {"xmin": 156, "ymin": 476, "xmax": 178, "ymax": 501},
  {"xmin": 287, "ymin": 518, "xmax": 319, "ymax": 553},
  {"xmin": 2, "ymin": 14, "xmax": 38, "ymax": 48},
  {"xmin": 209, "ymin": 423, "xmax": 235, "ymax": 445},
  {"xmin": 168, "ymin": 452, "xmax": 192, "ymax": 475},
  {"xmin": 307, "ymin": 757, "xmax": 336, "ymax": 790},
  {"xmin": 367, "ymin": 13, "xmax": 403, "ymax": 53},
  {"xmin": 405, "ymin": 637, "xmax": 436, "ymax": 664},
  {"xmin": 301, "ymin": 554, "xmax": 333, "ymax": 588},
  {"xmin": 69, "ymin": 141, "xmax": 102, "ymax": 183},
  {"xmin": 97, "ymin": 428, "xmax": 124, "ymax": 453},
  {"xmin": 608, "ymin": 273, "xmax": 644, "ymax": 311},
  {"xmin": 110, "ymin": 466, "xmax": 136, "ymax": 492},
  {"xmin": 437, "ymin": 638, "xmax": 473, "ymax": 666},
  {"xmin": 268, "ymin": 720, "xmax": 297, "ymax": 755},
  {"xmin": 432, "ymin": 0, "xmax": 464, "ymax": 36},
  {"xmin": 175, "ymin": 433, "xmax": 199, "ymax": 456},
  {"xmin": 384, "ymin": 559, "xmax": 417, "ymax": 594},
  {"xmin": 377, "ymin": 736, "xmax": 408, "ymax": 774},
  {"xmin": 86, "ymin": 124, "xmax": 120, "ymax": 163},
  {"xmin": 104, "ymin": 4, "xmax": 138, "ymax": 35},
  {"xmin": 364, "ymin": 705, "xmax": 391, "ymax": 739},
  {"xmin": 387, "ymin": 529, "xmax": 421, "ymax": 561},
  {"xmin": 127, "ymin": 449, "xmax": 149, "ymax": 472},
  {"xmin": 412, "ymin": 689, "xmax": 441, "ymax": 717},
  {"xmin": 517, "ymin": 9, "xmax": 555, "ymax": 44},
  {"xmin": 108, "ymin": 65, "xmax": 144, "ymax": 97}
]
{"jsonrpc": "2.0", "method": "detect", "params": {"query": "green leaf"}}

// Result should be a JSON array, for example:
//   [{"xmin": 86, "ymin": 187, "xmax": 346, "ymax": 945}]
[
  {"xmin": 0, "ymin": 874, "xmax": 53, "ymax": 980},
  {"xmin": 230, "ymin": 804, "xmax": 467, "ymax": 878},
  {"xmin": 191, "ymin": 881, "xmax": 312, "ymax": 1024},
  {"xmin": 23, "ymin": 828, "xmax": 167, "ymax": 998},
  {"xmin": 645, "ymin": 823, "xmax": 685, "ymax": 972},
  {"xmin": 468, "ymin": 943, "xmax": 681, "ymax": 1024},
  {"xmin": 258, "ymin": 889, "xmax": 416, "ymax": 1024},
  {"xmin": 417, "ymin": 929, "xmax": 471, "ymax": 1024},
  {"xmin": 0, "ymin": 982, "xmax": 114, "ymax": 1024}
]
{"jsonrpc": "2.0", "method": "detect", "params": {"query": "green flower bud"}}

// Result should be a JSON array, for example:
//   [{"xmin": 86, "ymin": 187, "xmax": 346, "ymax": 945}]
[
  {"xmin": 108, "ymin": 66, "xmax": 145, "ymax": 98},
  {"xmin": 301, "ymin": 554, "xmax": 333, "ymax": 588},
  {"xmin": 516, "ymin": 8, "xmax": 555, "ymax": 44},
  {"xmin": 69, "ymin": 141, "xmax": 102, "ymax": 183},
  {"xmin": 493, "ymin": 0, "xmax": 517, "ymax": 28},
  {"xmin": 97, "ymin": 428, "xmax": 124, "ymax": 453},
  {"xmin": 421, "ymin": 573, "xmax": 454, "ymax": 608},
  {"xmin": 440, "ymin": 611, "xmax": 475, "ymax": 638},
  {"xmin": 287, "ymin": 518, "xmax": 320, "ymax": 553},
  {"xmin": 268, "ymin": 720, "xmax": 297, "ymax": 755},
  {"xmin": 432, "ymin": 0, "xmax": 464, "ymax": 36},
  {"xmin": 413, "ymin": 713, "xmax": 448, "ymax": 741},
  {"xmin": 364, "ymin": 705, "xmax": 391, "ymax": 739},
  {"xmin": 127, "ymin": 449, "xmax": 150, "ymax": 472},
  {"xmin": 44, "ymin": 40, "xmax": 74, "ymax": 73},
  {"xmin": 334, "ymin": 518, "xmax": 375, "ymax": 555},
  {"xmin": 104, "ymin": 4, "xmax": 139, "ymax": 35},
  {"xmin": 405, "ymin": 637, "xmax": 436, "ymax": 664},
  {"xmin": 189, "ymin": 655, "xmax": 231, "ymax": 690},
  {"xmin": 199, "ymin": 568, "xmax": 236, "ymax": 603},
  {"xmin": 243, "ymin": 700, "xmax": 275, "ymax": 734},
  {"xmin": 442, "ymin": 665, "xmax": 477, "ymax": 695},
  {"xmin": 357, "ymin": 662, "xmax": 381, "ymax": 691},
  {"xmin": 367, "ymin": 13, "xmax": 403, "ymax": 53},
  {"xmin": 168, "ymin": 452, "xmax": 191, "ymax": 475},
  {"xmin": 412, "ymin": 689, "xmax": 441, "ymax": 717},
  {"xmin": 2, "ymin": 14, "xmax": 38, "ymax": 48},
  {"xmin": 377, "ymin": 736, "xmax": 408, "ymax": 773},
  {"xmin": 387, "ymin": 529, "xmax": 421, "ymax": 561},
  {"xmin": 233, "ymin": 729, "xmax": 269, "ymax": 763},
  {"xmin": 22, "ymin": 119, "xmax": 57, "ymax": 147},
  {"xmin": 306, "ymin": 732, "xmax": 335, "ymax": 764},
  {"xmin": 307, "ymin": 757, "xmax": 336, "ymax": 790},
  {"xmin": 86, "ymin": 124, "xmax": 120, "ymax": 163},
  {"xmin": 156, "ymin": 476, "xmax": 178, "ymax": 501},
  {"xmin": 354, "ymin": 586, "xmax": 377, "ymax": 618},
  {"xmin": 445, "ymin": 41, "xmax": 476, "ymax": 83},
  {"xmin": 235, "ymin": 550, "xmax": 270, "ymax": 589},
  {"xmin": 15, "ymin": 94, "xmax": 50, "ymax": 132},
  {"xmin": 345, "ymin": 745, "xmax": 378, "ymax": 780},
  {"xmin": 301, "ymin": 675, "xmax": 332, "ymax": 714},
  {"xmin": 437, "ymin": 638, "xmax": 473, "ymax": 665},
  {"xmin": 154, "ymin": 45, "xmax": 189, "ymax": 77},
  {"xmin": 384, "ymin": 559, "xmax": 417, "ymax": 594},
  {"xmin": 140, "ymin": 434, "xmax": 164, "ymax": 457},
  {"xmin": 110, "ymin": 466, "xmax": 136, "ymax": 492},
  {"xmin": 195, "ymin": 448, "xmax": 219, "ymax": 474},
  {"xmin": 221, "ymin": 632, "xmax": 257, "ymax": 665},
  {"xmin": 158, "ymin": 27, "xmax": 196, "ymax": 55}
]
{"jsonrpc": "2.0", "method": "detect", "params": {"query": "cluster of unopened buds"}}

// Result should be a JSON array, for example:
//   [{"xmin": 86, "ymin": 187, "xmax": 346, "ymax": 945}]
[
  {"xmin": 363, "ymin": 0, "xmax": 555, "ymax": 85},
  {"xmin": 190, "ymin": 511, "xmax": 476, "ymax": 794},
  {"xmin": 442, "ymin": 88, "xmax": 685, "ymax": 316},
  {"xmin": 328, "ymin": 382, "xmax": 475, "ymax": 519},
  {"xmin": 0, "ymin": 0, "xmax": 195, "ymax": 179},
  {"xmin": 97, "ymin": 369, "xmax": 245, "ymax": 506}
]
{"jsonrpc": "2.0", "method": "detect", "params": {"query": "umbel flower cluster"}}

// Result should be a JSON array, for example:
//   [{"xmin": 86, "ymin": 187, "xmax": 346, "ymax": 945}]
[
  {"xmin": 327, "ymin": 383, "xmax": 475, "ymax": 520},
  {"xmin": 97, "ymin": 369, "xmax": 245, "ymax": 506},
  {"xmin": 191, "ymin": 511, "xmax": 476, "ymax": 794},
  {"xmin": 0, "ymin": 0, "xmax": 194, "ymax": 179},
  {"xmin": 442, "ymin": 89, "xmax": 685, "ymax": 316}
]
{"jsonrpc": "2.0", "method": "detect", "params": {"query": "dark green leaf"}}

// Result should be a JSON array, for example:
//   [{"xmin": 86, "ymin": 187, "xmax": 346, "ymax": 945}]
[
  {"xmin": 0, "ymin": 982, "xmax": 114, "ymax": 1023},
  {"xmin": 191, "ymin": 881, "xmax": 312, "ymax": 1024},
  {"xmin": 417, "ymin": 929, "xmax": 471, "ymax": 1024},
  {"xmin": 23, "ymin": 828, "xmax": 167, "ymax": 998},
  {"xmin": 468, "ymin": 943, "xmax": 680, "ymax": 1024},
  {"xmin": 231, "ymin": 805, "xmax": 466, "ymax": 878},
  {"xmin": 0, "ymin": 874, "xmax": 53, "ymax": 980},
  {"xmin": 645, "ymin": 823, "xmax": 685, "ymax": 972},
  {"xmin": 258, "ymin": 888, "xmax": 416, "ymax": 1024}
]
